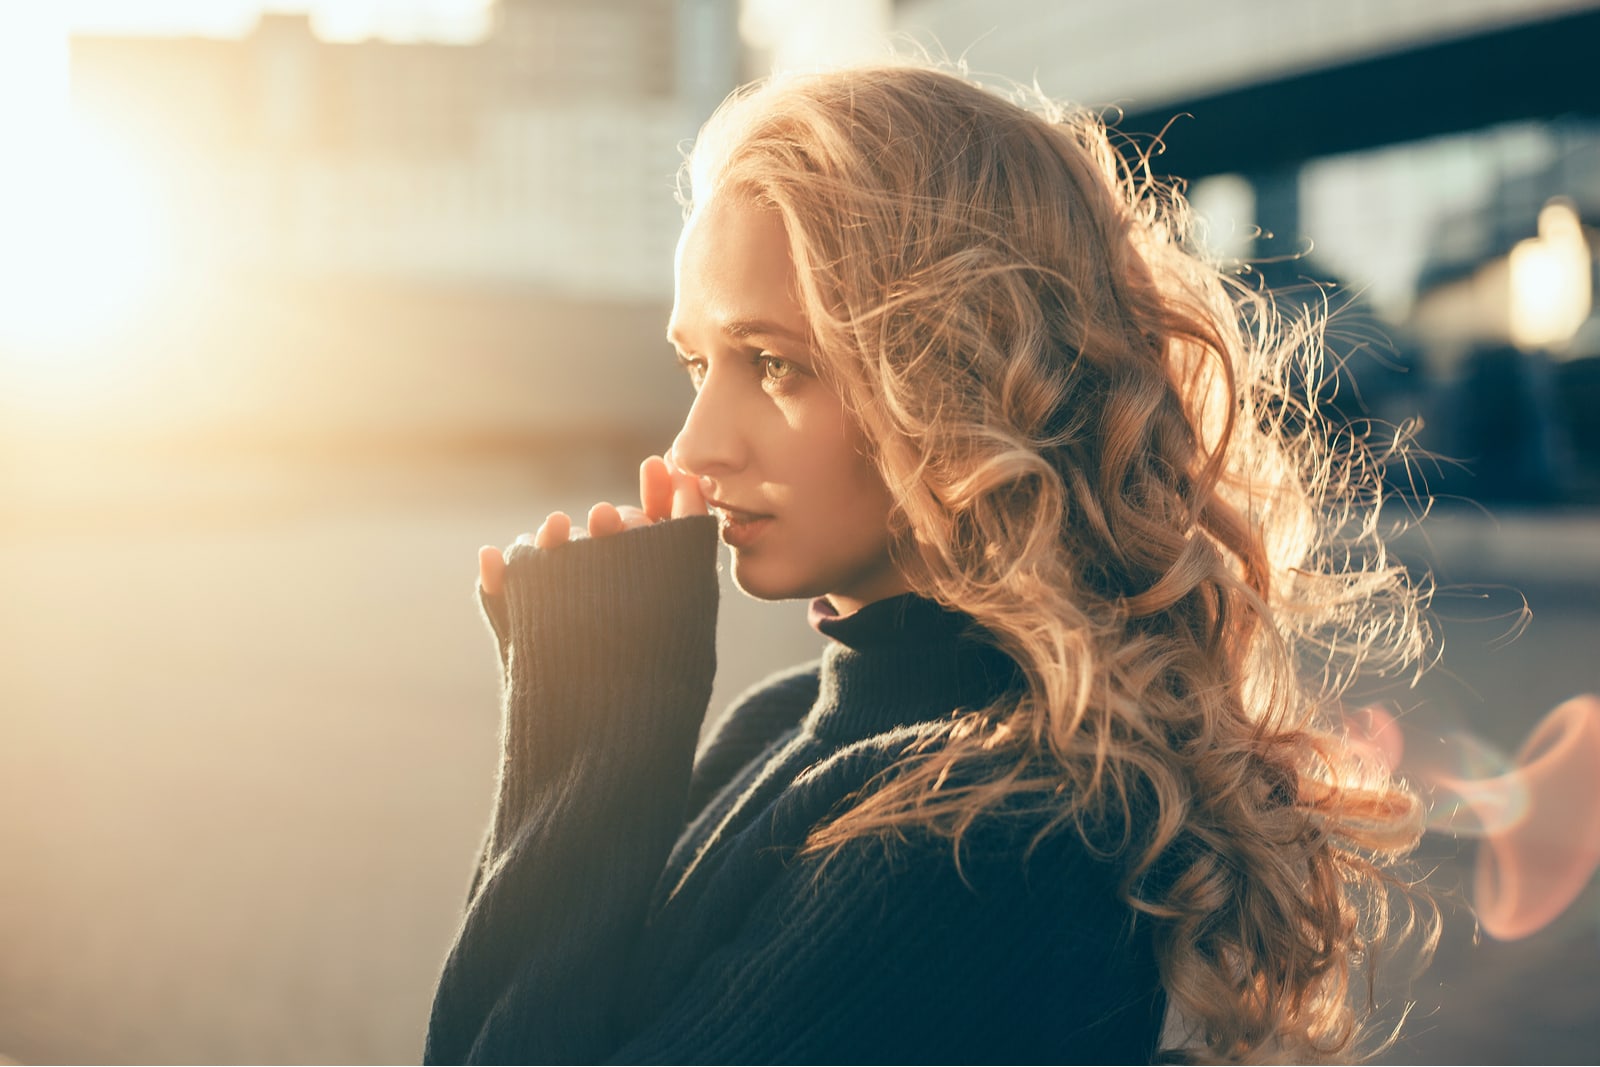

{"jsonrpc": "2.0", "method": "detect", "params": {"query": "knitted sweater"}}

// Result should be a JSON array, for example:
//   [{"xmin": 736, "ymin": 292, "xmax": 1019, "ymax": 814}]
[{"xmin": 424, "ymin": 516, "xmax": 1164, "ymax": 1064}]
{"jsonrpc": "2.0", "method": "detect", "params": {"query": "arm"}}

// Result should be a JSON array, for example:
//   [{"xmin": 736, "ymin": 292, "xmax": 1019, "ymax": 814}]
[{"xmin": 426, "ymin": 515, "xmax": 721, "ymax": 1065}]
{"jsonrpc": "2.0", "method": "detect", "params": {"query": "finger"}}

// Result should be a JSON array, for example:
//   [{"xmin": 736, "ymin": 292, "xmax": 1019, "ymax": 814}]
[
  {"xmin": 641, "ymin": 455, "xmax": 673, "ymax": 522},
  {"xmin": 615, "ymin": 504, "xmax": 651, "ymax": 530},
  {"xmin": 671, "ymin": 469, "xmax": 707, "ymax": 518},
  {"xmin": 587, "ymin": 502, "xmax": 624, "ymax": 538},
  {"xmin": 534, "ymin": 511, "xmax": 571, "ymax": 550},
  {"xmin": 478, "ymin": 545, "xmax": 505, "ymax": 597}
]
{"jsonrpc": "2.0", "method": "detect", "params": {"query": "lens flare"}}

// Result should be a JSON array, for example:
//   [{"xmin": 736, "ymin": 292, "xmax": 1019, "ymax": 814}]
[
  {"xmin": 1467, "ymin": 695, "xmax": 1600, "ymax": 941},
  {"xmin": 1419, "ymin": 731, "xmax": 1525, "ymax": 837},
  {"xmin": 1344, "ymin": 703, "xmax": 1405, "ymax": 773},
  {"xmin": 1345, "ymin": 693, "xmax": 1600, "ymax": 940}
]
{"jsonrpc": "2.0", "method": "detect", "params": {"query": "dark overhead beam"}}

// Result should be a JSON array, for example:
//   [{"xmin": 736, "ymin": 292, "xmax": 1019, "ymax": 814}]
[{"xmin": 1116, "ymin": 6, "xmax": 1600, "ymax": 181}]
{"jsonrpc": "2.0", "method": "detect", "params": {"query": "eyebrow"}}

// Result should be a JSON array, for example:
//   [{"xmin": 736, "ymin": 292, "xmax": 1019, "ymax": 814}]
[{"xmin": 666, "ymin": 318, "xmax": 807, "ymax": 347}]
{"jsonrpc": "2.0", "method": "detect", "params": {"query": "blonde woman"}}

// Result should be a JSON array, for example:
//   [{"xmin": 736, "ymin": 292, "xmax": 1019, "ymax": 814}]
[{"xmin": 425, "ymin": 63, "xmax": 1432, "ymax": 1064}]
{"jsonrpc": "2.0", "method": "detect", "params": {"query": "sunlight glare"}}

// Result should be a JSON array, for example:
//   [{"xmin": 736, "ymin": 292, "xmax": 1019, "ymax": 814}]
[
  {"xmin": 0, "ymin": 121, "xmax": 170, "ymax": 356},
  {"xmin": 0, "ymin": 3, "xmax": 168, "ymax": 362}
]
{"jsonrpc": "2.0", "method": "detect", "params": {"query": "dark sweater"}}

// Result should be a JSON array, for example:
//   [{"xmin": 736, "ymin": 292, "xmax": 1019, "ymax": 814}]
[{"xmin": 424, "ymin": 516, "xmax": 1164, "ymax": 1064}]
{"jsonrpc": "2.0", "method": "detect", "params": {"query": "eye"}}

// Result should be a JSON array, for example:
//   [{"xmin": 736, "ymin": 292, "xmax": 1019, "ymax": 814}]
[
  {"xmin": 756, "ymin": 353, "xmax": 797, "ymax": 384},
  {"xmin": 675, "ymin": 351, "xmax": 707, "ymax": 389}
]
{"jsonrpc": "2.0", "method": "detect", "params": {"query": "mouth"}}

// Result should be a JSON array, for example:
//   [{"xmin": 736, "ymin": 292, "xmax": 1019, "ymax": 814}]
[
  {"xmin": 705, "ymin": 497, "xmax": 774, "ymax": 548},
  {"xmin": 705, "ymin": 497, "xmax": 772, "ymax": 522}
]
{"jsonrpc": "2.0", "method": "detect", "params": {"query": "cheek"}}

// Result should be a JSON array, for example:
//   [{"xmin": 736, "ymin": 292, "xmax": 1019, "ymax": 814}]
[
  {"xmin": 825, "ymin": 443, "xmax": 895, "ymax": 541},
  {"xmin": 839, "ymin": 424, "xmax": 891, "ymax": 508},
  {"xmin": 777, "ymin": 396, "xmax": 893, "ymax": 537},
  {"xmin": 788, "ymin": 420, "xmax": 865, "ymax": 497}
]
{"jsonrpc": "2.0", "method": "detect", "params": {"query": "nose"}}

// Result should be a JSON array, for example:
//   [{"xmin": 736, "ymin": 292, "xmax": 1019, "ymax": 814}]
[{"xmin": 668, "ymin": 369, "xmax": 747, "ymax": 481}]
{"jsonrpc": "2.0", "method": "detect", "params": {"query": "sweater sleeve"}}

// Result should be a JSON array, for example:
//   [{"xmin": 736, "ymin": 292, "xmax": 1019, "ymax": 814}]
[{"xmin": 425, "ymin": 515, "xmax": 721, "ymax": 1065}]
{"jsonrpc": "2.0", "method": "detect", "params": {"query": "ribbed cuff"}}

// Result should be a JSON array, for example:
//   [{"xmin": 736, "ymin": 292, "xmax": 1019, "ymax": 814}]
[{"xmin": 488, "ymin": 516, "xmax": 720, "ymax": 850}]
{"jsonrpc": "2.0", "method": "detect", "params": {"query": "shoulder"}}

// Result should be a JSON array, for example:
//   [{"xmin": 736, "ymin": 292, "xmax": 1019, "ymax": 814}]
[
  {"xmin": 686, "ymin": 660, "xmax": 821, "ymax": 817},
  {"xmin": 699, "ymin": 661, "xmax": 822, "ymax": 765},
  {"xmin": 778, "ymin": 738, "xmax": 1152, "ymax": 939},
  {"xmin": 728, "ymin": 788, "xmax": 1160, "ymax": 1061}
]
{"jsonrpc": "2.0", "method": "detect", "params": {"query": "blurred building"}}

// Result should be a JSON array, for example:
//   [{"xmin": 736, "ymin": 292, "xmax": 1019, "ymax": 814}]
[
  {"xmin": 1407, "ymin": 133, "xmax": 1600, "ymax": 500},
  {"xmin": 69, "ymin": 0, "xmax": 737, "ymax": 300},
  {"xmin": 46, "ymin": 1, "xmax": 1600, "ymax": 500},
  {"xmin": 893, "ymin": 0, "xmax": 1600, "ymax": 503},
  {"xmin": 46, "ymin": 1, "xmax": 739, "ymax": 465}
]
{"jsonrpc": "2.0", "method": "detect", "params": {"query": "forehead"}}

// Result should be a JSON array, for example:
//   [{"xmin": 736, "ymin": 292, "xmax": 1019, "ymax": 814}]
[{"xmin": 668, "ymin": 193, "xmax": 805, "ymax": 346}]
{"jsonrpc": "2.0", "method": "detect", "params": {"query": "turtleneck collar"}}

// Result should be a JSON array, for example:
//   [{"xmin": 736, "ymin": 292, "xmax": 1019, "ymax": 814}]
[{"xmin": 800, "ymin": 594, "xmax": 1023, "ymax": 744}]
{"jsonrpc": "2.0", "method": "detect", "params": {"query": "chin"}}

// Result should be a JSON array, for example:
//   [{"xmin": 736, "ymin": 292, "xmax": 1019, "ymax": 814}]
[{"xmin": 726, "ymin": 553, "xmax": 824, "ymax": 604}]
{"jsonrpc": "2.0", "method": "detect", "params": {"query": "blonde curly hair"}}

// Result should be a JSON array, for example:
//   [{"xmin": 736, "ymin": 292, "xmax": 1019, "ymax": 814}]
[{"xmin": 683, "ymin": 62, "xmax": 1436, "ymax": 1062}]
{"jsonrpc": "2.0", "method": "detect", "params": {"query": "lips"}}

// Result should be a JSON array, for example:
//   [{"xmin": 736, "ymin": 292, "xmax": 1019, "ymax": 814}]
[
  {"xmin": 706, "ymin": 497, "xmax": 774, "ymax": 548},
  {"xmin": 705, "ymin": 496, "xmax": 771, "ymax": 522}
]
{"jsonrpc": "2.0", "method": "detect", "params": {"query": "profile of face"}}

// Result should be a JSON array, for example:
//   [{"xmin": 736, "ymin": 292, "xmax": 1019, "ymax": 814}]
[{"xmin": 666, "ymin": 191, "xmax": 905, "ymax": 614}]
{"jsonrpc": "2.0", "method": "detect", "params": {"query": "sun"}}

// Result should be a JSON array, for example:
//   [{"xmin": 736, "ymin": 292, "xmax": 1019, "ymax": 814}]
[
  {"xmin": 0, "ymin": 8, "xmax": 169, "ymax": 362},
  {"xmin": 0, "ymin": 123, "xmax": 170, "ymax": 356}
]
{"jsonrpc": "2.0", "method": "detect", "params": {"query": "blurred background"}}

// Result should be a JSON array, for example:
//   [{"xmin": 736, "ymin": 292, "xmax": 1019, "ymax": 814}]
[{"xmin": 2, "ymin": 1, "xmax": 1598, "ymax": 1062}]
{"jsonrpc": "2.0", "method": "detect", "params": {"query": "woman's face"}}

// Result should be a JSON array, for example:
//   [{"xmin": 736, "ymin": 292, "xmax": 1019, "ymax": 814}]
[{"xmin": 666, "ymin": 191, "xmax": 906, "ymax": 614}]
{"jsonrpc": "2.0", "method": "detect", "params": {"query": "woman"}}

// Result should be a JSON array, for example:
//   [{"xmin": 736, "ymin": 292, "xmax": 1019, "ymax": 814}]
[{"xmin": 425, "ymin": 63, "xmax": 1432, "ymax": 1064}]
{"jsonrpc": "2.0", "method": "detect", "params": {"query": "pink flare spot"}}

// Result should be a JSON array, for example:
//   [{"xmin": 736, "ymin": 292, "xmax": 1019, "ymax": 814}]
[
  {"xmin": 1426, "ymin": 767, "xmax": 1529, "ymax": 837},
  {"xmin": 1472, "ymin": 694, "xmax": 1600, "ymax": 941},
  {"xmin": 1345, "ymin": 704, "xmax": 1405, "ymax": 773},
  {"xmin": 1420, "ymin": 732, "xmax": 1524, "ymax": 836},
  {"xmin": 1437, "ymin": 729, "xmax": 1517, "ymax": 781}
]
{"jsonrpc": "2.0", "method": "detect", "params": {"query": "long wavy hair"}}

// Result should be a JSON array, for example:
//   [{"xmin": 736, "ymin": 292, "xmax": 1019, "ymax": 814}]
[{"xmin": 683, "ymin": 63, "xmax": 1436, "ymax": 1062}]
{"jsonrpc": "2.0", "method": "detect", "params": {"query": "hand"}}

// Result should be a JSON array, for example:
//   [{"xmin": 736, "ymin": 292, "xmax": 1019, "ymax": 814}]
[{"xmin": 478, "ymin": 454, "xmax": 707, "ymax": 596}]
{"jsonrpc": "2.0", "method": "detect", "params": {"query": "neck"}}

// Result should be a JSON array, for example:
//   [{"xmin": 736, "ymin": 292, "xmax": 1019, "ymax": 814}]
[
  {"xmin": 801, "ymin": 593, "xmax": 1024, "ymax": 742},
  {"xmin": 821, "ymin": 579, "xmax": 912, "ymax": 618}
]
